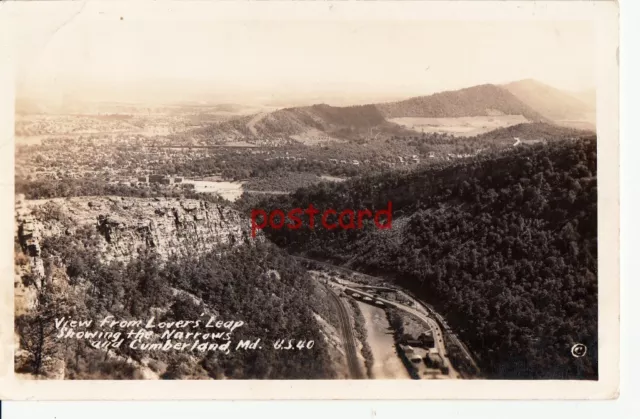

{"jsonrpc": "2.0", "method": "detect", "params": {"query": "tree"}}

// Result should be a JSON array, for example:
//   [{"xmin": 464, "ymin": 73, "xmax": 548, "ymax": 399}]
[{"xmin": 17, "ymin": 273, "xmax": 73, "ymax": 376}]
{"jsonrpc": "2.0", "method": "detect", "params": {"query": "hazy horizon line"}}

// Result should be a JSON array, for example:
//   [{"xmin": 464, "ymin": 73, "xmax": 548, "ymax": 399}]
[{"xmin": 16, "ymin": 77, "xmax": 596, "ymax": 112}]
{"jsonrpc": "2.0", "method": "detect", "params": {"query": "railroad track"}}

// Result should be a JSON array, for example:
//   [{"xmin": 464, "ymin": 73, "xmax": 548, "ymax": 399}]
[
  {"xmin": 325, "ymin": 285, "xmax": 364, "ymax": 379},
  {"xmin": 300, "ymin": 255, "xmax": 481, "ymax": 376}
]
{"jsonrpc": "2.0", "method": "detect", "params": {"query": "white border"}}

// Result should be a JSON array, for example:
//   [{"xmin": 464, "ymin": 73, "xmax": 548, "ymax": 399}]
[{"xmin": 0, "ymin": 0, "xmax": 620, "ymax": 401}]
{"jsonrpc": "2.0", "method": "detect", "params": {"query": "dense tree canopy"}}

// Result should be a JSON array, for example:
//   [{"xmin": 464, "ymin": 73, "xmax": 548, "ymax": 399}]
[
  {"xmin": 17, "ymin": 233, "xmax": 335, "ymax": 379},
  {"xmin": 254, "ymin": 138, "xmax": 598, "ymax": 379}
]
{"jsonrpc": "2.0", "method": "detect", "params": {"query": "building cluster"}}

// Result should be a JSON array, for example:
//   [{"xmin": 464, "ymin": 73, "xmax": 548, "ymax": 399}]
[
  {"xmin": 445, "ymin": 152, "xmax": 475, "ymax": 160},
  {"xmin": 16, "ymin": 137, "xmax": 206, "ymax": 184},
  {"xmin": 396, "ymin": 155, "xmax": 421, "ymax": 165},
  {"xmin": 401, "ymin": 331, "xmax": 435, "ymax": 348},
  {"xmin": 399, "ymin": 335, "xmax": 450, "ymax": 378},
  {"xmin": 137, "ymin": 175, "xmax": 184, "ymax": 185},
  {"xmin": 15, "ymin": 115, "xmax": 136, "ymax": 136},
  {"xmin": 15, "ymin": 113, "xmax": 196, "ymax": 138},
  {"xmin": 423, "ymin": 352, "xmax": 449, "ymax": 374},
  {"xmin": 328, "ymin": 158, "xmax": 367, "ymax": 166}
]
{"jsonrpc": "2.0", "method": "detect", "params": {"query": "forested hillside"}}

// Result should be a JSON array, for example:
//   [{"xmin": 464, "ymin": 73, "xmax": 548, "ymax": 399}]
[
  {"xmin": 15, "ymin": 234, "xmax": 336, "ymax": 379},
  {"xmin": 469, "ymin": 122, "xmax": 594, "ymax": 145},
  {"xmin": 192, "ymin": 103, "xmax": 414, "ymax": 143},
  {"xmin": 253, "ymin": 137, "xmax": 598, "ymax": 379}
]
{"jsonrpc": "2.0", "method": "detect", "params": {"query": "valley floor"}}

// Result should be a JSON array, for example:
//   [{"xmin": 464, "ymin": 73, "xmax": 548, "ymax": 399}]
[{"xmin": 357, "ymin": 302, "xmax": 410, "ymax": 379}]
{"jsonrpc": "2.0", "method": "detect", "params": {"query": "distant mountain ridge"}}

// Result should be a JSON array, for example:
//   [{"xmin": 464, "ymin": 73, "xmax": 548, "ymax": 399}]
[
  {"xmin": 194, "ymin": 103, "xmax": 415, "ymax": 143},
  {"xmin": 502, "ymin": 79, "xmax": 595, "ymax": 121},
  {"xmin": 180, "ymin": 80, "xmax": 598, "ymax": 143},
  {"xmin": 375, "ymin": 84, "xmax": 546, "ymax": 121},
  {"xmin": 265, "ymin": 104, "xmax": 388, "ymax": 131}
]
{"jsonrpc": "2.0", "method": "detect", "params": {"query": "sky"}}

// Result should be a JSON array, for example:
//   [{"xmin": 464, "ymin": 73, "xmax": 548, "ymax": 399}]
[{"xmin": 9, "ymin": 3, "xmax": 596, "ymax": 107}]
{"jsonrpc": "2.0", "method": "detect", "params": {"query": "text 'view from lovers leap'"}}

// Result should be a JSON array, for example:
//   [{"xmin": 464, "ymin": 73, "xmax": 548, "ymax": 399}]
[{"xmin": 6, "ymin": 1, "xmax": 618, "ymax": 400}]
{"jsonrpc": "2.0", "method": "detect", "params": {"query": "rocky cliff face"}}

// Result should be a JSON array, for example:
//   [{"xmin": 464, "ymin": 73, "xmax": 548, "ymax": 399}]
[
  {"xmin": 15, "ymin": 196, "xmax": 341, "ymax": 381},
  {"xmin": 19, "ymin": 196, "xmax": 254, "ymax": 263}
]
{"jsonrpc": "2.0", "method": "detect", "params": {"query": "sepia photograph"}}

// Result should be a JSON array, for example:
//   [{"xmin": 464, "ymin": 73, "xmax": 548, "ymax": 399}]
[{"xmin": 1, "ymin": 0, "xmax": 619, "ymax": 400}]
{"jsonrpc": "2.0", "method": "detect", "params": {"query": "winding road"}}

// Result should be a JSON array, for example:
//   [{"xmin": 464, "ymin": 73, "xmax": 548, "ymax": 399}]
[
  {"xmin": 298, "ymin": 256, "xmax": 479, "ymax": 378},
  {"xmin": 246, "ymin": 112, "xmax": 268, "ymax": 136}
]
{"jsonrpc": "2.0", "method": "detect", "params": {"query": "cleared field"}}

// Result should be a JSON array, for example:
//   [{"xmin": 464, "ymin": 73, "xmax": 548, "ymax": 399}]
[
  {"xmin": 320, "ymin": 175, "xmax": 346, "ymax": 182},
  {"xmin": 289, "ymin": 128, "xmax": 347, "ymax": 145},
  {"xmin": 182, "ymin": 179, "xmax": 245, "ymax": 201},
  {"xmin": 243, "ymin": 190, "xmax": 290, "ymax": 196},
  {"xmin": 389, "ymin": 115, "xmax": 528, "ymax": 137}
]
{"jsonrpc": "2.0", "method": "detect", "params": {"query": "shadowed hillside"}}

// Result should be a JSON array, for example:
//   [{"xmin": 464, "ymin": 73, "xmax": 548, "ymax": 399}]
[
  {"xmin": 253, "ymin": 136, "xmax": 598, "ymax": 380},
  {"xmin": 192, "ymin": 103, "xmax": 413, "ymax": 144}
]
